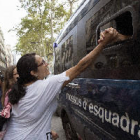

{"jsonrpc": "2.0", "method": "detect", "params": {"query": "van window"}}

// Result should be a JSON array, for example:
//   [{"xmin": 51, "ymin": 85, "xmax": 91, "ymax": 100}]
[
  {"xmin": 54, "ymin": 48, "xmax": 61, "ymax": 74},
  {"xmin": 100, "ymin": 11, "xmax": 133, "ymax": 43},
  {"xmin": 87, "ymin": 11, "xmax": 140, "ymax": 80},
  {"xmin": 61, "ymin": 43, "xmax": 66, "ymax": 71},
  {"xmin": 61, "ymin": 36, "xmax": 73, "ymax": 71}
]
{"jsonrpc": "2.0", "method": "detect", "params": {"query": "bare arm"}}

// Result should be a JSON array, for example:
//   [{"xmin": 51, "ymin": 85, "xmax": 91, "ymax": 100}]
[{"xmin": 62, "ymin": 28, "xmax": 118, "ymax": 87}]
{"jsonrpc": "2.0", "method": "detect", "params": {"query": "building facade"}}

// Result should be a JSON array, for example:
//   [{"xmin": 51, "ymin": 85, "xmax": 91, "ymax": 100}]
[
  {"xmin": 0, "ymin": 28, "xmax": 7, "ymax": 73},
  {"xmin": 5, "ymin": 44, "xmax": 14, "ymax": 67}
]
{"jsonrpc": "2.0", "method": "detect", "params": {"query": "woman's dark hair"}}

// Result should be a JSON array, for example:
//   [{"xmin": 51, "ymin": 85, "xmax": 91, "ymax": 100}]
[
  {"xmin": 9, "ymin": 53, "xmax": 38, "ymax": 105},
  {"xmin": 2, "ymin": 65, "xmax": 16, "ymax": 106}
]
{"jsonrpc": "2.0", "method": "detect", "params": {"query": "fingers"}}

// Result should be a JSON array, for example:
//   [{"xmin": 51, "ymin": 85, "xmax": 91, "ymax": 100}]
[
  {"xmin": 98, "ymin": 27, "xmax": 119, "ymax": 45},
  {"xmin": 114, "ymin": 29, "xmax": 119, "ymax": 37},
  {"xmin": 98, "ymin": 39, "xmax": 102, "ymax": 43},
  {"xmin": 99, "ymin": 30, "xmax": 106, "ymax": 43},
  {"xmin": 105, "ymin": 27, "xmax": 114, "ymax": 35},
  {"xmin": 100, "ymin": 32, "xmax": 105, "ymax": 40},
  {"xmin": 101, "ymin": 27, "xmax": 118, "ymax": 38}
]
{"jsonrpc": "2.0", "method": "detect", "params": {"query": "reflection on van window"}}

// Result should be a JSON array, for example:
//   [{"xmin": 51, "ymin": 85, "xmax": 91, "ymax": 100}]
[
  {"xmin": 54, "ymin": 48, "xmax": 61, "ymax": 74},
  {"xmin": 55, "ymin": 36, "xmax": 73, "ymax": 74},
  {"xmin": 85, "ymin": 0, "xmax": 114, "ymax": 53},
  {"xmin": 61, "ymin": 36, "xmax": 73, "ymax": 71},
  {"xmin": 86, "ymin": 10, "xmax": 140, "ymax": 79},
  {"xmin": 61, "ymin": 43, "xmax": 66, "ymax": 71},
  {"xmin": 86, "ymin": 10, "xmax": 133, "ymax": 54}
]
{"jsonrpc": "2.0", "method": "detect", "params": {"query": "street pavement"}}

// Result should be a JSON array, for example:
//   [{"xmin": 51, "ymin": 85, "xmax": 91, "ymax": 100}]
[{"xmin": 51, "ymin": 114, "xmax": 66, "ymax": 140}]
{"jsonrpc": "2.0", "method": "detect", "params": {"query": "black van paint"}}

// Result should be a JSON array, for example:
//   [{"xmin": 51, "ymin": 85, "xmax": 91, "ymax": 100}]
[{"xmin": 54, "ymin": 0, "xmax": 140, "ymax": 139}]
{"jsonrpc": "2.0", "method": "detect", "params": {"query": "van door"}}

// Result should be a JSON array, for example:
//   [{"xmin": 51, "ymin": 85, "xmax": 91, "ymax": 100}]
[
  {"xmin": 83, "ymin": 3, "xmax": 140, "ymax": 140},
  {"xmin": 71, "ymin": 78, "xmax": 140, "ymax": 140}
]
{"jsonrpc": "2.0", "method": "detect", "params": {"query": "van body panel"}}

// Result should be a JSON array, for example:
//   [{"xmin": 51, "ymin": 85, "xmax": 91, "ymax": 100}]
[
  {"xmin": 60, "ymin": 79, "xmax": 140, "ymax": 139},
  {"xmin": 54, "ymin": 0, "xmax": 140, "ymax": 139}
]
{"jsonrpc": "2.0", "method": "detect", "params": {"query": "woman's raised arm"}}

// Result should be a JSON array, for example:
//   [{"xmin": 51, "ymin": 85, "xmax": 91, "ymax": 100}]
[{"xmin": 63, "ymin": 28, "xmax": 118, "ymax": 87}]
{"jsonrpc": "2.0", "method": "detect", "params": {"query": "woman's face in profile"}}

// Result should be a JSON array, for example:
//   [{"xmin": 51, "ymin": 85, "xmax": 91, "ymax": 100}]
[
  {"xmin": 34, "ymin": 55, "xmax": 50, "ymax": 80},
  {"xmin": 13, "ymin": 68, "xmax": 19, "ymax": 83}
]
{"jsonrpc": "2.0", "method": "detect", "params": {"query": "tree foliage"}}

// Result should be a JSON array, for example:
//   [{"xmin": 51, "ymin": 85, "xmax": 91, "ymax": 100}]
[
  {"xmin": 14, "ymin": 0, "xmax": 81, "ymax": 62},
  {"xmin": 15, "ymin": 0, "xmax": 68, "ymax": 60}
]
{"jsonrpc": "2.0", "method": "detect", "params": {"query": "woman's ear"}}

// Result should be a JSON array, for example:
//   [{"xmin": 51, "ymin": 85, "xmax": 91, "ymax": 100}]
[{"xmin": 30, "ymin": 71, "xmax": 38, "ymax": 78}]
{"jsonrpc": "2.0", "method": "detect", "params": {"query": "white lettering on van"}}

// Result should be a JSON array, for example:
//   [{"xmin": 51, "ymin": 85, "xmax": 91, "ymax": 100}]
[
  {"xmin": 105, "ymin": 109, "xmax": 112, "ymax": 123},
  {"xmin": 66, "ymin": 93, "xmax": 140, "ymax": 138},
  {"xmin": 112, "ymin": 113, "xmax": 119, "ymax": 127},
  {"xmin": 93, "ymin": 105, "xmax": 99, "ymax": 116},
  {"xmin": 83, "ymin": 99, "xmax": 88, "ymax": 111},
  {"xmin": 120, "ymin": 113, "xmax": 130, "ymax": 133}
]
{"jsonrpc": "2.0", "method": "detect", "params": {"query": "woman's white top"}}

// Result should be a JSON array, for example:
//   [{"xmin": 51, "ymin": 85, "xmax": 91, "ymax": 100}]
[{"xmin": 3, "ymin": 72, "xmax": 69, "ymax": 140}]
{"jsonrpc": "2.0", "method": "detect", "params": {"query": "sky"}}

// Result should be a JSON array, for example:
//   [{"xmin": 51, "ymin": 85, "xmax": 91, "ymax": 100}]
[
  {"xmin": 0, "ymin": 0, "xmax": 26, "ymax": 50},
  {"xmin": 0, "ymin": 0, "xmax": 83, "ymax": 51}
]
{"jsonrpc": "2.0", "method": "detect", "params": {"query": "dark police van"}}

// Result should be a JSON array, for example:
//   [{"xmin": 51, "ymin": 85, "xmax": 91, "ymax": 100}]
[{"xmin": 54, "ymin": 0, "xmax": 140, "ymax": 139}]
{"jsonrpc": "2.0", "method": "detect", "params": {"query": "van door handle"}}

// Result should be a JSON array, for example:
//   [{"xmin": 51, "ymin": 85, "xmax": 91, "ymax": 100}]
[{"xmin": 66, "ymin": 83, "xmax": 80, "ymax": 88}]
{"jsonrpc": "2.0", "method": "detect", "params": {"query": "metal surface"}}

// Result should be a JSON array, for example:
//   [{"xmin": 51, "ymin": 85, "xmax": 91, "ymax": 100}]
[{"xmin": 54, "ymin": 0, "xmax": 140, "ymax": 139}]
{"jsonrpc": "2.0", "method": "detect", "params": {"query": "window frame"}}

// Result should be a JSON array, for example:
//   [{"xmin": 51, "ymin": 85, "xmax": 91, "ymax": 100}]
[{"xmin": 96, "ymin": 6, "xmax": 137, "ymax": 45}]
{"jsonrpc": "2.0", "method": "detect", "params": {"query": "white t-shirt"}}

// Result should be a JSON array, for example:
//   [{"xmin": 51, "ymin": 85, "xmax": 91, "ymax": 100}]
[{"xmin": 3, "ymin": 72, "xmax": 69, "ymax": 140}]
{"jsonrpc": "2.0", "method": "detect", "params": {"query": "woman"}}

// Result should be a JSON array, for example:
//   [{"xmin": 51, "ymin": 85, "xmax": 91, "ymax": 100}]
[
  {"xmin": 1, "ymin": 65, "xmax": 19, "ymax": 117},
  {"xmin": 3, "ymin": 28, "xmax": 118, "ymax": 140},
  {"xmin": 1, "ymin": 66, "xmax": 58, "ymax": 139}
]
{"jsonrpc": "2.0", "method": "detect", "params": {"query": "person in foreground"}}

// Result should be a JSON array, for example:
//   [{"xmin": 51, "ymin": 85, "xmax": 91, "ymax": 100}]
[
  {"xmin": 3, "ymin": 28, "xmax": 118, "ymax": 140},
  {"xmin": 0, "ymin": 66, "xmax": 58, "ymax": 139}
]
